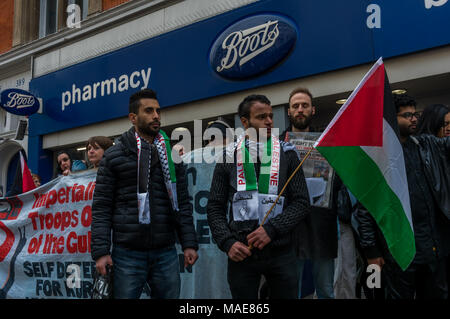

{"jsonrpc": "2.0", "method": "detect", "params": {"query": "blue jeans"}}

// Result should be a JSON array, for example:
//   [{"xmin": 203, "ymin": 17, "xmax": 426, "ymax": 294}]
[
  {"xmin": 298, "ymin": 258, "xmax": 335, "ymax": 299},
  {"xmin": 112, "ymin": 245, "xmax": 180, "ymax": 299}
]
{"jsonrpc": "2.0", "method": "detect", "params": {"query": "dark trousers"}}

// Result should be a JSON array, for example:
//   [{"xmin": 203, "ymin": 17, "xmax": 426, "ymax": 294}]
[
  {"xmin": 227, "ymin": 246, "xmax": 299, "ymax": 299},
  {"xmin": 383, "ymin": 257, "xmax": 448, "ymax": 299}
]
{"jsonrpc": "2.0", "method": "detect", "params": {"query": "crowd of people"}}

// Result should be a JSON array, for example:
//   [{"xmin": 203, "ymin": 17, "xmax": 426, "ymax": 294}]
[
  {"xmin": 3, "ymin": 87, "xmax": 449, "ymax": 300},
  {"xmin": 89, "ymin": 88, "xmax": 449, "ymax": 299}
]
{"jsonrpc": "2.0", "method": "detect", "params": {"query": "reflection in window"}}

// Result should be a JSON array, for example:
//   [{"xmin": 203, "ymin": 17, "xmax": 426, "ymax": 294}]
[
  {"xmin": 39, "ymin": 0, "xmax": 89, "ymax": 38},
  {"xmin": 39, "ymin": 0, "xmax": 58, "ymax": 38}
]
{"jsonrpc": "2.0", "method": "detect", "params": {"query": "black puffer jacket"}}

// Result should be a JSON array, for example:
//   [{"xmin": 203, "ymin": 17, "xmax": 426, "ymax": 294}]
[
  {"xmin": 206, "ymin": 141, "xmax": 310, "ymax": 254},
  {"xmin": 91, "ymin": 127, "xmax": 198, "ymax": 261}
]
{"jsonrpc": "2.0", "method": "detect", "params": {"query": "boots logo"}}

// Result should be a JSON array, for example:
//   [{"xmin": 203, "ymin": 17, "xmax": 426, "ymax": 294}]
[
  {"xmin": 0, "ymin": 88, "xmax": 40, "ymax": 116},
  {"xmin": 210, "ymin": 14, "xmax": 297, "ymax": 79}
]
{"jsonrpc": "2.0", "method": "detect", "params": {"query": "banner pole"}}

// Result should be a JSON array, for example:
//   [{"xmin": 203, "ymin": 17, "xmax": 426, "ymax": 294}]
[{"xmin": 248, "ymin": 147, "xmax": 314, "ymax": 250}]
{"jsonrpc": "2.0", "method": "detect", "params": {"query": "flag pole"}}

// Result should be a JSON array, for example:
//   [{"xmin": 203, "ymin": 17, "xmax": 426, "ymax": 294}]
[{"xmin": 248, "ymin": 147, "xmax": 314, "ymax": 250}]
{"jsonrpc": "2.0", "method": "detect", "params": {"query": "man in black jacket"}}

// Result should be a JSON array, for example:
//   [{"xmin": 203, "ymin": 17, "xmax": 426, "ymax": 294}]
[
  {"xmin": 207, "ymin": 94, "xmax": 310, "ymax": 299},
  {"xmin": 91, "ymin": 89, "xmax": 198, "ymax": 299},
  {"xmin": 280, "ymin": 87, "xmax": 339, "ymax": 299},
  {"xmin": 355, "ymin": 94, "xmax": 449, "ymax": 299}
]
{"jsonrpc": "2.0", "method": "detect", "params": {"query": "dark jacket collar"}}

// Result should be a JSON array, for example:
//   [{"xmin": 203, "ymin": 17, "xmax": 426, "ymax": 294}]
[{"xmin": 118, "ymin": 126, "xmax": 138, "ymax": 154}]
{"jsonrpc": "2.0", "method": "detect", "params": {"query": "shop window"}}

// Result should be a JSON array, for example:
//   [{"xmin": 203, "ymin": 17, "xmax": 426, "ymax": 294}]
[{"xmin": 39, "ymin": 0, "xmax": 89, "ymax": 38}]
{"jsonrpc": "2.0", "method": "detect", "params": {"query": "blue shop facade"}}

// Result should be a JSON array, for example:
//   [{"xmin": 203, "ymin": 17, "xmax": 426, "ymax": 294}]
[{"xmin": 21, "ymin": 0, "xmax": 450, "ymax": 184}]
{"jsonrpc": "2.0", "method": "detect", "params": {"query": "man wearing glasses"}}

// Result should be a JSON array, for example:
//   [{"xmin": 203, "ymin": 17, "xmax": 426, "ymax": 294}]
[{"xmin": 355, "ymin": 94, "xmax": 450, "ymax": 299}]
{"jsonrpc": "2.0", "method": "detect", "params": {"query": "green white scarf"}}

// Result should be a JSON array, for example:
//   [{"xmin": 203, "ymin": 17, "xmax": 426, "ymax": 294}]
[{"xmin": 236, "ymin": 135, "xmax": 281, "ymax": 195}]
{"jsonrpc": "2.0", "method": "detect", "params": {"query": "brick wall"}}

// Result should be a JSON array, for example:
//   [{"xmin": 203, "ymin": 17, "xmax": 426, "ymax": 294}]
[
  {"xmin": 0, "ymin": 0, "xmax": 14, "ymax": 54},
  {"xmin": 102, "ymin": 0, "xmax": 130, "ymax": 11}
]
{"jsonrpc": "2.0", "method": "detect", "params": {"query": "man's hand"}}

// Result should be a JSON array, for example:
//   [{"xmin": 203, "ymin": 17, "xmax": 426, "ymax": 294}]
[
  {"xmin": 228, "ymin": 242, "xmax": 252, "ymax": 262},
  {"xmin": 183, "ymin": 248, "xmax": 198, "ymax": 268},
  {"xmin": 247, "ymin": 226, "xmax": 271, "ymax": 250},
  {"xmin": 96, "ymin": 255, "xmax": 113, "ymax": 276},
  {"xmin": 367, "ymin": 257, "xmax": 385, "ymax": 270}
]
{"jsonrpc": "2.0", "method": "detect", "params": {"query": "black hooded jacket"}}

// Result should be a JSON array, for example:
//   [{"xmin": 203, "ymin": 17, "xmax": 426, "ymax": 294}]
[{"xmin": 91, "ymin": 127, "xmax": 198, "ymax": 261}]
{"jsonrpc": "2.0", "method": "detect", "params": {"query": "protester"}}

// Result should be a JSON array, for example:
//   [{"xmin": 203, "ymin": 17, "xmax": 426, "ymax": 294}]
[
  {"xmin": 207, "ymin": 94, "xmax": 310, "ymax": 299},
  {"xmin": 91, "ymin": 88, "xmax": 198, "ymax": 299},
  {"xmin": 416, "ymin": 103, "xmax": 450, "ymax": 137},
  {"xmin": 85, "ymin": 136, "xmax": 114, "ymax": 168},
  {"xmin": 355, "ymin": 94, "xmax": 449, "ymax": 299},
  {"xmin": 414, "ymin": 102, "xmax": 450, "ymax": 299},
  {"xmin": 172, "ymin": 144, "xmax": 185, "ymax": 157},
  {"xmin": 280, "ymin": 87, "xmax": 341, "ymax": 299},
  {"xmin": 204, "ymin": 119, "xmax": 233, "ymax": 147},
  {"xmin": 54, "ymin": 150, "xmax": 87, "ymax": 177},
  {"xmin": 31, "ymin": 173, "xmax": 41, "ymax": 187}
]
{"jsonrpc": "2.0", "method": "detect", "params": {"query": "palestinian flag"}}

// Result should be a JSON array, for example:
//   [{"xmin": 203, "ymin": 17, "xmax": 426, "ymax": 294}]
[
  {"xmin": 314, "ymin": 58, "xmax": 415, "ymax": 270},
  {"xmin": 19, "ymin": 151, "xmax": 36, "ymax": 193},
  {"xmin": 8, "ymin": 150, "xmax": 36, "ymax": 196}
]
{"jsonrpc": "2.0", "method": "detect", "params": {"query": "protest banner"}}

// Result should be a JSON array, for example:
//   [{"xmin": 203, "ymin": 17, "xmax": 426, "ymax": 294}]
[
  {"xmin": 0, "ymin": 170, "xmax": 97, "ymax": 299},
  {"xmin": 0, "ymin": 151, "xmax": 231, "ymax": 299},
  {"xmin": 178, "ymin": 146, "xmax": 232, "ymax": 299},
  {"xmin": 285, "ymin": 132, "xmax": 335, "ymax": 208}
]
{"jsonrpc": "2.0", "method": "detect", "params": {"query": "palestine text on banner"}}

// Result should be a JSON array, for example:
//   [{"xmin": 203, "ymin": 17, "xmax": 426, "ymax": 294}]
[{"xmin": 314, "ymin": 57, "xmax": 415, "ymax": 271}]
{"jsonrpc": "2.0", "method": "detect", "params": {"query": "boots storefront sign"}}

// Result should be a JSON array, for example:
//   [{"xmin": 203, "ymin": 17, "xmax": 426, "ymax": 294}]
[
  {"xmin": 1, "ymin": 88, "xmax": 40, "ymax": 116},
  {"xmin": 210, "ymin": 14, "xmax": 297, "ymax": 79}
]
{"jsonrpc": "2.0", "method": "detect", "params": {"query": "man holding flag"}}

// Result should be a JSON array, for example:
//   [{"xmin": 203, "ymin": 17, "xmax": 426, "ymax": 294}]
[
  {"xmin": 207, "ymin": 94, "xmax": 310, "ymax": 299},
  {"xmin": 314, "ymin": 58, "xmax": 449, "ymax": 299},
  {"xmin": 354, "ymin": 94, "xmax": 449, "ymax": 299}
]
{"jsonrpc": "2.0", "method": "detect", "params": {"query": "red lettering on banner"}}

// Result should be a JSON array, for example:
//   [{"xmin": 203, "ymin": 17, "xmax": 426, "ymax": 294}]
[
  {"xmin": 89, "ymin": 182, "xmax": 96, "ymax": 201},
  {"xmin": 71, "ymin": 184, "xmax": 78, "ymax": 202},
  {"xmin": 30, "ymin": 182, "xmax": 93, "ymax": 210},
  {"xmin": 67, "ymin": 231, "xmax": 91, "ymax": 254},
  {"xmin": 67, "ymin": 232, "xmax": 77, "ymax": 254},
  {"xmin": 45, "ymin": 213, "xmax": 53, "ymax": 229},
  {"xmin": 42, "ymin": 234, "xmax": 65, "ymax": 254},
  {"xmin": 238, "ymin": 180, "xmax": 245, "ymax": 185},
  {"xmin": 46, "ymin": 190, "xmax": 57, "ymax": 208},
  {"xmin": 71, "ymin": 210, "xmax": 79, "ymax": 227},
  {"xmin": 84, "ymin": 182, "xmax": 92, "ymax": 201},
  {"xmin": 54, "ymin": 212, "xmax": 62, "ymax": 229},
  {"xmin": 39, "ymin": 214, "xmax": 45, "ymax": 229},
  {"xmin": 32, "ymin": 193, "xmax": 40, "ymax": 209},
  {"xmin": 57, "ymin": 188, "xmax": 66, "ymax": 204},
  {"xmin": 27, "ymin": 234, "xmax": 43, "ymax": 254},
  {"xmin": 66, "ymin": 186, "xmax": 72, "ymax": 203},
  {"xmin": 28, "ymin": 211, "xmax": 39, "ymax": 230},
  {"xmin": 75, "ymin": 185, "xmax": 85, "ymax": 202},
  {"xmin": 26, "ymin": 209, "xmax": 81, "ymax": 232},
  {"xmin": 55, "ymin": 236, "xmax": 64, "ymax": 254},
  {"xmin": 81, "ymin": 206, "xmax": 92, "ymax": 227},
  {"xmin": 62, "ymin": 211, "xmax": 71, "ymax": 231}
]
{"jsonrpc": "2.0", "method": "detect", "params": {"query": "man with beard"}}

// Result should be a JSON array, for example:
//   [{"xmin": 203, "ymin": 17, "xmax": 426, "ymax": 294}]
[
  {"xmin": 280, "ymin": 87, "xmax": 341, "ymax": 299},
  {"xmin": 91, "ymin": 89, "xmax": 198, "ymax": 299},
  {"xmin": 355, "ymin": 94, "xmax": 450, "ymax": 299},
  {"xmin": 207, "ymin": 94, "xmax": 310, "ymax": 299}
]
